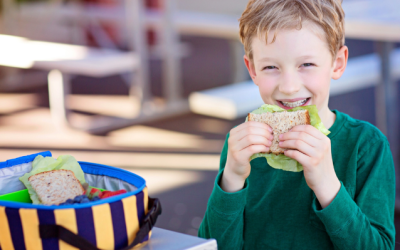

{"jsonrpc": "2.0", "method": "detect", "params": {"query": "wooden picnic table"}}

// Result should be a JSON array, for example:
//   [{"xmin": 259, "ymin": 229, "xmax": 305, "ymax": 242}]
[{"xmin": 0, "ymin": 0, "xmax": 189, "ymax": 134}]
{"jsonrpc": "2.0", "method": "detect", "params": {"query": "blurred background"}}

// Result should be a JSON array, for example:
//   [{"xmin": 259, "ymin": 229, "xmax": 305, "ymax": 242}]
[{"xmin": 0, "ymin": 0, "xmax": 400, "ymax": 245}]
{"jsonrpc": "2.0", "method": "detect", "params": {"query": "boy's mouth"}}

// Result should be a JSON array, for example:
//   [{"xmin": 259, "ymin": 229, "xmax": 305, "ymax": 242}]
[{"xmin": 276, "ymin": 97, "xmax": 311, "ymax": 109}]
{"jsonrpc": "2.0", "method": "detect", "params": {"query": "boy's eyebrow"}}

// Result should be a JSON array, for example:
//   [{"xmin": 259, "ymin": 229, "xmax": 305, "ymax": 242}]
[
  {"xmin": 296, "ymin": 55, "xmax": 317, "ymax": 60},
  {"xmin": 258, "ymin": 55, "xmax": 317, "ymax": 62},
  {"xmin": 257, "ymin": 57, "xmax": 275, "ymax": 62}
]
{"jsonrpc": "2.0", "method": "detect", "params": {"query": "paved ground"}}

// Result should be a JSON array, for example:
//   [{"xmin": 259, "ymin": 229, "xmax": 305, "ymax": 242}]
[{"xmin": 1, "ymin": 35, "xmax": 400, "ymax": 247}]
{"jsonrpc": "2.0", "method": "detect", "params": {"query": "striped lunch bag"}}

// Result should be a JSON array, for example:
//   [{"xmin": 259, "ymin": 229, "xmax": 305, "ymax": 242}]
[{"xmin": 0, "ymin": 151, "xmax": 162, "ymax": 250}]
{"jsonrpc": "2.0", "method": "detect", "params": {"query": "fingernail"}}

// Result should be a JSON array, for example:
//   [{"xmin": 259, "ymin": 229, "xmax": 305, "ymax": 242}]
[
  {"xmin": 279, "ymin": 134, "xmax": 282, "ymax": 140},
  {"xmin": 268, "ymin": 126, "xmax": 272, "ymax": 132}
]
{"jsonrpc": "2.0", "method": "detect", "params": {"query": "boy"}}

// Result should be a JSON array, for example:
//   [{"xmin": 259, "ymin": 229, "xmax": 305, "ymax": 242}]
[{"xmin": 198, "ymin": 0, "xmax": 395, "ymax": 249}]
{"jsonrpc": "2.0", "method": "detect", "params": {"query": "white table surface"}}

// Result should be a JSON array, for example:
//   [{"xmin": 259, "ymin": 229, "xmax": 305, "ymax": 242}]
[
  {"xmin": 343, "ymin": 0, "xmax": 400, "ymax": 41},
  {"xmin": 0, "ymin": 34, "xmax": 138, "ymax": 77},
  {"xmin": 138, "ymin": 227, "xmax": 217, "ymax": 250}
]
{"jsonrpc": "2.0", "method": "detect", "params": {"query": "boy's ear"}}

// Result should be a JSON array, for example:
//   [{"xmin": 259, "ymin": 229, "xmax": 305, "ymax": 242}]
[
  {"xmin": 244, "ymin": 55, "xmax": 257, "ymax": 82},
  {"xmin": 332, "ymin": 45, "xmax": 348, "ymax": 80}
]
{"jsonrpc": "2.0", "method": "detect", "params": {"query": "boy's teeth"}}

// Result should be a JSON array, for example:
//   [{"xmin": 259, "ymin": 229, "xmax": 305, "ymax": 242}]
[{"xmin": 281, "ymin": 98, "xmax": 308, "ymax": 108}]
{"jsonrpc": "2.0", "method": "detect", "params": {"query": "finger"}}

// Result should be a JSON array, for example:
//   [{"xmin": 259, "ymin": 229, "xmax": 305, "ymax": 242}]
[
  {"xmin": 231, "ymin": 124, "xmax": 273, "ymax": 142},
  {"xmin": 231, "ymin": 121, "xmax": 272, "ymax": 135},
  {"xmin": 279, "ymin": 131, "xmax": 319, "ymax": 147},
  {"xmin": 279, "ymin": 139, "xmax": 315, "ymax": 157},
  {"xmin": 241, "ymin": 144, "xmax": 270, "ymax": 160},
  {"xmin": 288, "ymin": 125, "xmax": 324, "ymax": 139},
  {"xmin": 233, "ymin": 134, "xmax": 272, "ymax": 151},
  {"xmin": 284, "ymin": 149, "xmax": 310, "ymax": 167}
]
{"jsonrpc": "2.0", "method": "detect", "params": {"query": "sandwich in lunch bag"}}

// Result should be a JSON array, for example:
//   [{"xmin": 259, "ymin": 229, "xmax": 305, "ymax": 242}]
[{"xmin": 0, "ymin": 151, "xmax": 161, "ymax": 250}]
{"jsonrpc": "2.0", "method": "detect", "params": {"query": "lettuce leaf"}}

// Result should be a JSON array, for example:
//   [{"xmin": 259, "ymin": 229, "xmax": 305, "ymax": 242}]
[
  {"xmin": 19, "ymin": 155, "xmax": 86, "ymax": 204},
  {"xmin": 248, "ymin": 104, "xmax": 330, "ymax": 172}
]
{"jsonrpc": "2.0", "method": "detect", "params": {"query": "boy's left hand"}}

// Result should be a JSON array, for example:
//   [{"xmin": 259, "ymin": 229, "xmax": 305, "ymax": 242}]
[{"xmin": 279, "ymin": 125, "xmax": 341, "ymax": 208}]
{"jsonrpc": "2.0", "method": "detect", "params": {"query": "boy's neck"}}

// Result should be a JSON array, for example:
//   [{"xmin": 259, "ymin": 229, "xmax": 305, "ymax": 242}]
[{"xmin": 319, "ymin": 106, "xmax": 336, "ymax": 130}]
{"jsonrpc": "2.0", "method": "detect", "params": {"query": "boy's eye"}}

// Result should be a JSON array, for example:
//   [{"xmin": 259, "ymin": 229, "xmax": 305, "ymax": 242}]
[
  {"xmin": 263, "ymin": 66, "xmax": 276, "ymax": 70},
  {"xmin": 302, "ymin": 63, "xmax": 314, "ymax": 67}
]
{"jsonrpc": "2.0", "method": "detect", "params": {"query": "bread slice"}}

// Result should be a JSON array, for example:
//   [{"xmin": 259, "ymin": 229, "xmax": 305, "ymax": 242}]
[
  {"xmin": 28, "ymin": 169, "xmax": 84, "ymax": 205},
  {"xmin": 248, "ymin": 110, "xmax": 310, "ymax": 155}
]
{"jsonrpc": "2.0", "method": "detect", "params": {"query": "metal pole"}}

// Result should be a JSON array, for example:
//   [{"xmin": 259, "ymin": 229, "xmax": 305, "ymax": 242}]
[
  {"xmin": 125, "ymin": 0, "xmax": 151, "ymax": 106},
  {"xmin": 375, "ymin": 41, "xmax": 399, "ymax": 186},
  {"xmin": 160, "ymin": 0, "xmax": 182, "ymax": 103},
  {"xmin": 48, "ymin": 70, "xmax": 70, "ymax": 129}
]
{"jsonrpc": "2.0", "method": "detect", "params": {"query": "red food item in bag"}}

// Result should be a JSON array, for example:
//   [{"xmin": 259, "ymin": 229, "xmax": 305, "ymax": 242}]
[
  {"xmin": 85, "ymin": 187, "xmax": 102, "ymax": 199},
  {"xmin": 100, "ymin": 190, "xmax": 127, "ymax": 199}
]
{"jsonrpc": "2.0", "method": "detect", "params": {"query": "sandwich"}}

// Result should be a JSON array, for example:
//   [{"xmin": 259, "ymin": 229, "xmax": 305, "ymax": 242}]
[
  {"xmin": 28, "ymin": 169, "xmax": 84, "ymax": 205},
  {"xmin": 248, "ymin": 109, "xmax": 310, "ymax": 154},
  {"xmin": 19, "ymin": 154, "xmax": 87, "ymax": 204},
  {"xmin": 246, "ymin": 104, "xmax": 329, "ymax": 172}
]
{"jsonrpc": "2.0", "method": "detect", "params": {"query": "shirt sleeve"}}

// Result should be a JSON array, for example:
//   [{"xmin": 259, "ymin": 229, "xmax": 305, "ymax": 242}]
[
  {"xmin": 312, "ymin": 138, "xmax": 395, "ymax": 250},
  {"xmin": 198, "ymin": 133, "xmax": 248, "ymax": 250}
]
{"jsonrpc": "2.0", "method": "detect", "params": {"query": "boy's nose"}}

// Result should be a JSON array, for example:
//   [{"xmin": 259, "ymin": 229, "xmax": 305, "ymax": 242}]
[{"xmin": 278, "ymin": 74, "xmax": 301, "ymax": 95}]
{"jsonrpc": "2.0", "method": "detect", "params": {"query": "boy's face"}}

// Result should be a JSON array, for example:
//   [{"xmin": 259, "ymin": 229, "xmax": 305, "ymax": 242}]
[{"xmin": 244, "ymin": 21, "xmax": 348, "ymax": 116}]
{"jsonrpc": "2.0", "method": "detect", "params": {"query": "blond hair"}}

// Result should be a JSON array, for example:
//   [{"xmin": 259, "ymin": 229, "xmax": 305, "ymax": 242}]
[{"xmin": 239, "ymin": 0, "xmax": 345, "ymax": 62}]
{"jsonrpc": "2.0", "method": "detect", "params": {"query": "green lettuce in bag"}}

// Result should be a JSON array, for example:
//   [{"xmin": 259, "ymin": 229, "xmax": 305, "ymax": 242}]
[
  {"xmin": 247, "ymin": 104, "xmax": 330, "ymax": 172},
  {"xmin": 19, "ymin": 155, "xmax": 86, "ymax": 204}
]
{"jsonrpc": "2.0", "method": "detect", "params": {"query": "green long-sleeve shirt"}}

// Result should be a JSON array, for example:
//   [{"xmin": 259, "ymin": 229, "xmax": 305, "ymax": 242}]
[{"xmin": 198, "ymin": 110, "xmax": 395, "ymax": 249}]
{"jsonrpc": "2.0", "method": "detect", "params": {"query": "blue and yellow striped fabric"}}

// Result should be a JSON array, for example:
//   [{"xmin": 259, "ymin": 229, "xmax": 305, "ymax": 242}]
[{"xmin": 0, "ymin": 187, "xmax": 149, "ymax": 250}]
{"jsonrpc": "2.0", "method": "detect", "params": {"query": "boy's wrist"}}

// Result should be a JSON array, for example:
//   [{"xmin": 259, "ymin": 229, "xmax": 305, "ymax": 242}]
[
  {"xmin": 313, "ymin": 177, "xmax": 341, "ymax": 209},
  {"xmin": 220, "ymin": 168, "xmax": 247, "ymax": 193}
]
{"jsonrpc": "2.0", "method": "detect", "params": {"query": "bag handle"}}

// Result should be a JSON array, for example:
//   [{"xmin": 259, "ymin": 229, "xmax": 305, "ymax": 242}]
[{"xmin": 40, "ymin": 197, "xmax": 162, "ymax": 250}]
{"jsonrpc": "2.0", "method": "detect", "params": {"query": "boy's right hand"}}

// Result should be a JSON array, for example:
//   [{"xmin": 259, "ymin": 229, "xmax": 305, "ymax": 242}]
[{"xmin": 221, "ymin": 121, "xmax": 273, "ymax": 192}]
